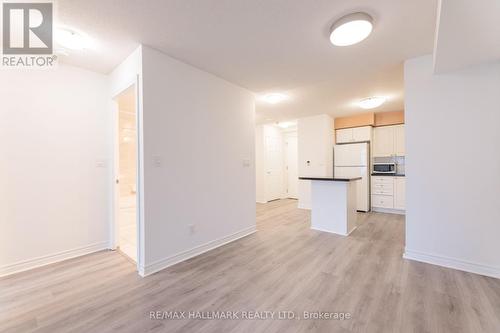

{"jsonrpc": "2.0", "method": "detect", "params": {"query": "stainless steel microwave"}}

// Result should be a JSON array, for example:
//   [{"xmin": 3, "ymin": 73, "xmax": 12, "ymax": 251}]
[{"xmin": 373, "ymin": 163, "xmax": 396, "ymax": 174}]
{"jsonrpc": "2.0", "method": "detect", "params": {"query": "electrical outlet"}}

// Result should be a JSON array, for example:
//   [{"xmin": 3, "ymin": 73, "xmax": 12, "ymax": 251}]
[{"xmin": 188, "ymin": 224, "xmax": 196, "ymax": 235}]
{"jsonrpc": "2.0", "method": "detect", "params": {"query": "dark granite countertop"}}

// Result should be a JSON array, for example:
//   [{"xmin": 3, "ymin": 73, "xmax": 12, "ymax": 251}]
[
  {"xmin": 371, "ymin": 173, "xmax": 405, "ymax": 177},
  {"xmin": 299, "ymin": 177, "xmax": 362, "ymax": 182}
]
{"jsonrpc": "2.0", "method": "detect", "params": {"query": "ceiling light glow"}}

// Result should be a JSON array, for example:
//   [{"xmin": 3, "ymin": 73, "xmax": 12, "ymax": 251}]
[
  {"xmin": 55, "ymin": 28, "xmax": 92, "ymax": 50},
  {"xmin": 260, "ymin": 93, "xmax": 289, "ymax": 104},
  {"xmin": 358, "ymin": 96, "xmax": 386, "ymax": 109},
  {"xmin": 330, "ymin": 12, "xmax": 373, "ymax": 46}
]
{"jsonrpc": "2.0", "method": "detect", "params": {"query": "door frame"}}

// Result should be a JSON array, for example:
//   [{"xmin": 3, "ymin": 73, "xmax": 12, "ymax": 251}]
[
  {"xmin": 283, "ymin": 131, "xmax": 298, "ymax": 199},
  {"xmin": 110, "ymin": 75, "xmax": 144, "ymax": 274}
]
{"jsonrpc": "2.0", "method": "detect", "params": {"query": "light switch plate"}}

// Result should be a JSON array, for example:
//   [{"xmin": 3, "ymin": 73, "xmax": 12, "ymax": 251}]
[{"xmin": 242, "ymin": 159, "xmax": 251, "ymax": 167}]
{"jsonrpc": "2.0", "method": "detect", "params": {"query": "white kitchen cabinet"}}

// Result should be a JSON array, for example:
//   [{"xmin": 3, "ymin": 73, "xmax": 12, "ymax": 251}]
[
  {"xmin": 335, "ymin": 126, "xmax": 372, "ymax": 143},
  {"xmin": 372, "ymin": 194, "xmax": 394, "ymax": 209},
  {"xmin": 336, "ymin": 128, "xmax": 353, "ymax": 143},
  {"xmin": 373, "ymin": 126, "xmax": 395, "ymax": 157},
  {"xmin": 373, "ymin": 125, "xmax": 405, "ymax": 157},
  {"xmin": 395, "ymin": 125, "xmax": 405, "ymax": 156},
  {"xmin": 352, "ymin": 126, "xmax": 372, "ymax": 142},
  {"xmin": 394, "ymin": 177, "xmax": 406, "ymax": 210},
  {"xmin": 371, "ymin": 176, "xmax": 405, "ymax": 212},
  {"xmin": 371, "ymin": 177, "xmax": 394, "ymax": 209}
]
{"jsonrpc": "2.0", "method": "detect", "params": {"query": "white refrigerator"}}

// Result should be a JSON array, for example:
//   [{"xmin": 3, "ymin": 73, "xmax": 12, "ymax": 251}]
[{"xmin": 334, "ymin": 143, "xmax": 370, "ymax": 212}]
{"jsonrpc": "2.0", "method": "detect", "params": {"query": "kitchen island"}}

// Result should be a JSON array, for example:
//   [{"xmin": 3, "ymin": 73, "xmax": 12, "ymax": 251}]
[{"xmin": 299, "ymin": 177, "xmax": 361, "ymax": 236}]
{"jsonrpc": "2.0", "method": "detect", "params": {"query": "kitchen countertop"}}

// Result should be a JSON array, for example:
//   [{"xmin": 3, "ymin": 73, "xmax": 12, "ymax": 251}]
[
  {"xmin": 299, "ymin": 177, "xmax": 362, "ymax": 182},
  {"xmin": 371, "ymin": 173, "xmax": 405, "ymax": 177}
]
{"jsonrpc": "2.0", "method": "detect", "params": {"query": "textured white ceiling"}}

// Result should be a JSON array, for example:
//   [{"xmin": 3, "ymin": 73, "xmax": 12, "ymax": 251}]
[{"xmin": 55, "ymin": 0, "xmax": 438, "ymax": 121}]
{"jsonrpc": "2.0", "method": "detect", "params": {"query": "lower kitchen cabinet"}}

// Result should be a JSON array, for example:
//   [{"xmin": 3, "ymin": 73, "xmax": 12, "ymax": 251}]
[
  {"xmin": 371, "ymin": 194, "xmax": 393, "ymax": 209},
  {"xmin": 371, "ymin": 176, "xmax": 405, "ymax": 213},
  {"xmin": 394, "ymin": 177, "xmax": 406, "ymax": 210}
]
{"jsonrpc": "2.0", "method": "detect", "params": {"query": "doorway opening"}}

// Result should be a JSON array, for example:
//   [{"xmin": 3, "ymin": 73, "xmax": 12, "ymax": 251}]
[
  {"xmin": 255, "ymin": 123, "xmax": 298, "ymax": 204},
  {"xmin": 114, "ymin": 84, "xmax": 138, "ymax": 264}
]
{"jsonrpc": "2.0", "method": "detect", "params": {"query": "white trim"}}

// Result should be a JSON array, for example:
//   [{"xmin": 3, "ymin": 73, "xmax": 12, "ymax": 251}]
[
  {"xmin": 311, "ymin": 226, "xmax": 347, "ymax": 236},
  {"xmin": 310, "ymin": 225, "xmax": 357, "ymax": 237},
  {"xmin": 372, "ymin": 207, "xmax": 405, "ymax": 215},
  {"xmin": 110, "ymin": 99, "xmax": 120, "ymax": 250},
  {"xmin": 0, "ymin": 242, "xmax": 109, "ymax": 277},
  {"xmin": 403, "ymin": 249, "xmax": 500, "ymax": 279},
  {"xmin": 138, "ymin": 226, "xmax": 257, "ymax": 277}
]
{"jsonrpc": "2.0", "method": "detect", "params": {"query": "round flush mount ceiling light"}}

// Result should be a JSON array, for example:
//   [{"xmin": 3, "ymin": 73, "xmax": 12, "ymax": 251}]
[
  {"xmin": 330, "ymin": 12, "xmax": 373, "ymax": 46},
  {"xmin": 55, "ymin": 28, "xmax": 92, "ymax": 50},
  {"xmin": 260, "ymin": 93, "xmax": 289, "ymax": 104},
  {"xmin": 358, "ymin": 96, "xmax": 386, "ymax": 109}
]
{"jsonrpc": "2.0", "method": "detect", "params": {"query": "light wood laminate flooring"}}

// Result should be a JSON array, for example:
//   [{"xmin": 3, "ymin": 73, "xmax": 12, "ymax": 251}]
[{"xmin": 1, "ymin": 199, "xmax": 499, "ymax": 332}]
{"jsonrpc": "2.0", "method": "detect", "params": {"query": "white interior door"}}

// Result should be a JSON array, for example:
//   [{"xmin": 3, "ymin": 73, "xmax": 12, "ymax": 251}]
[
  {"xmin": 285, "ymin": 135, "xmax": 298, "ymax": 199},
  {"xmin": 264, "ymin": 134, "xmax": 283, "ymax": 201},
  {"xmin": 115, "ymin": 84, "xmax": 138, "ymax": 264}
]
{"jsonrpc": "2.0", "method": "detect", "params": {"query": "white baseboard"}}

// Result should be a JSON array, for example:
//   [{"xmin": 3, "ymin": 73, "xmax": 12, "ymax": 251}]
[
  {"xmin": 403, "ymin": 249, "xmax": 500, "ymax": 279},
  {"xmin": 372, "ymin": 207, "xmax": 405, "ymax": 215},
  {"xmin": 0, "ymin": 242, "xmax": 109, "ymax": 277},
  {"xmin": 139, "ymin": 226, "xmax": 257, "ymax": 277},
  {"xmin": 310, "ymin": 226, "xmax": 347, "ymax": 236},
  {"xmin": 310, "ymin": 225, "xmax": 358, "ymax": 236}
]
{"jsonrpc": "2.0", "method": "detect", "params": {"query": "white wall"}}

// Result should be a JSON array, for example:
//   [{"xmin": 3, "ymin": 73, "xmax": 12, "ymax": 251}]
[
  {"xmin": 404, "ymin": 55, "xmax": 500, "ymax": 278},
  {"xmin": 140, "ymin": 46, "xmax": 256, "ymax": 275},
  {"xmin": 110, "ymin": 45, "xmax": 143, "ymax": 97},
  {"xmin": 297, "ymin": 115, "xmax": 334, "ymax": 209},
  {"xmin": 0, "ymin": 64, "xmax": 111, "ymax": 276}
]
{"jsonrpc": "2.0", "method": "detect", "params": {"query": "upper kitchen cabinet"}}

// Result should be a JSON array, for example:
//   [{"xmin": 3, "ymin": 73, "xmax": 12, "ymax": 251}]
[
  {"xmin": 353, "ymin": 126, "xmax": 372, "ymax": 142},
  {"xmin": 336, "ymin": 128, "xmax": 353, "ymax": 143},
  {"xmin": 335, "ymin": 126, "xmax": 372, "ymax": 144},
  {"xmin": 373, "ymin": 126, "xmax": 395, "ymax": 156},
  {"xmin": 395, "ymin": 125, "xmax": 405, "ymax": 155},
  {"xmin": 373, "ymin": 125, "xmax": 405, "ymax": 157}
]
